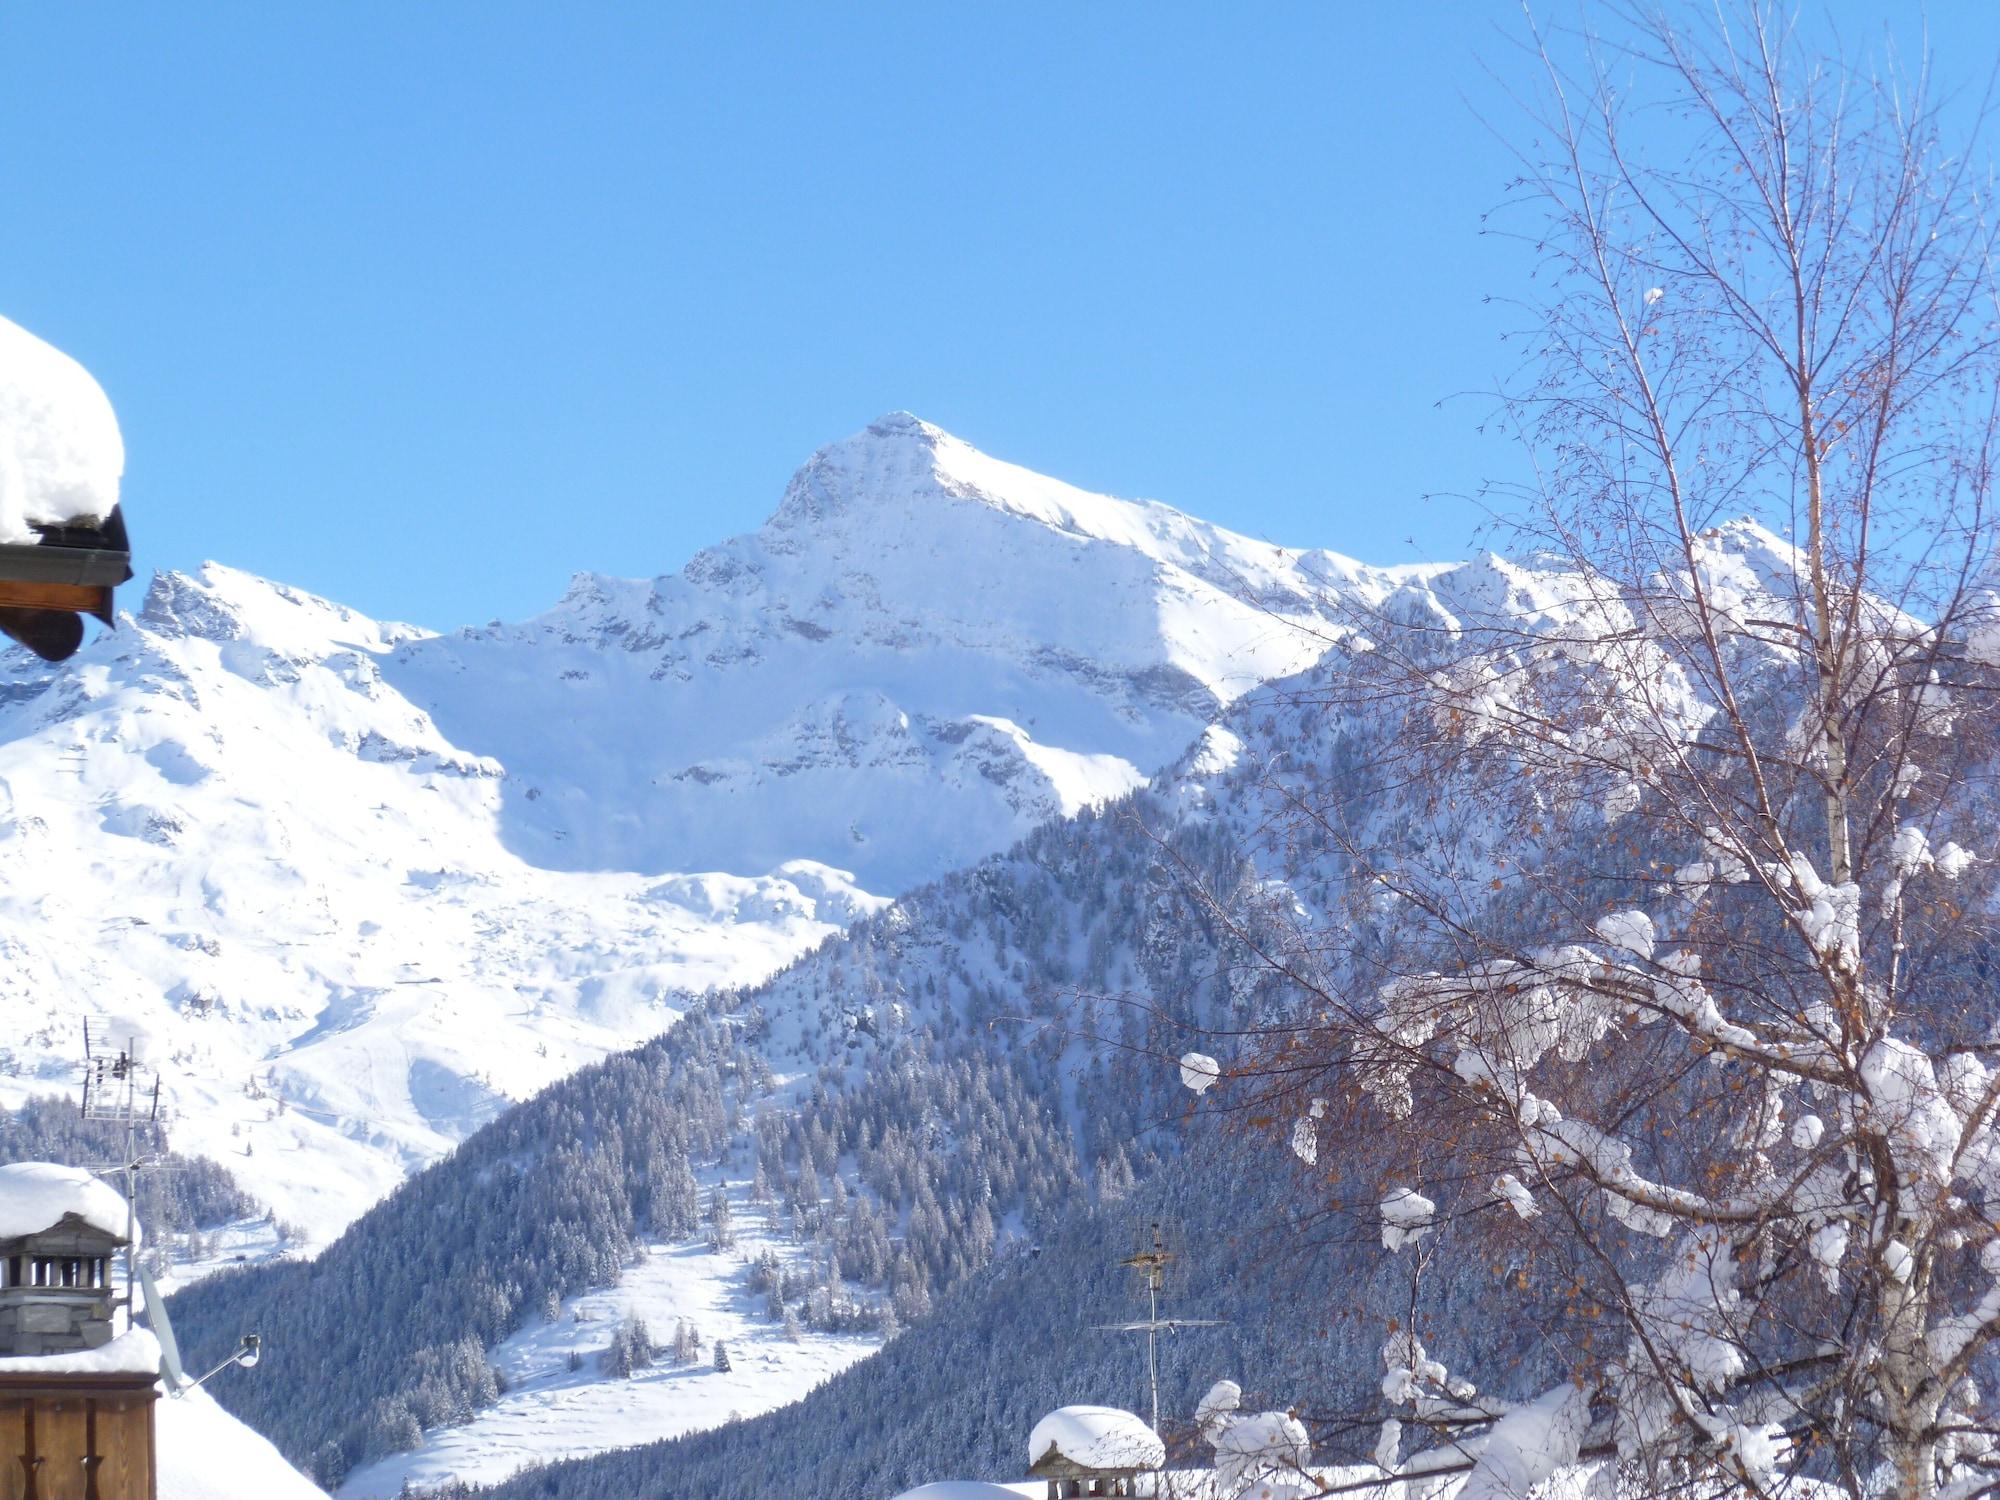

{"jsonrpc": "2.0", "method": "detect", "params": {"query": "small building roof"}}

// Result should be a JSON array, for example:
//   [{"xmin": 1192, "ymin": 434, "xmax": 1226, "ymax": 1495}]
[
  {"xmin": 1027, "ymin": 1406, "xmax": 1164, "ymax": 1473},
  {"xmin": 0, "ymin": 1161, "xmax": 133, "ymax": 1245}
]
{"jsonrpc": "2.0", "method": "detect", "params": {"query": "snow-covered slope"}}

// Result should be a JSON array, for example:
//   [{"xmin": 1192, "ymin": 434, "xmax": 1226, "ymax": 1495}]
[
  {"xmin": 336, "ymin": 1177, "xmax": 876, "ymax": 1499},
  {"xmin": 161, "ymin": 1384, "xmax": 330, "ymax": 1500},
  {"xmin": 0, "ymin": 564, "xmax": 880, "ymax": 1242},
  {"xmin": 0, "ymin": 414, "xmax": 1413, "ymax": 1245}
]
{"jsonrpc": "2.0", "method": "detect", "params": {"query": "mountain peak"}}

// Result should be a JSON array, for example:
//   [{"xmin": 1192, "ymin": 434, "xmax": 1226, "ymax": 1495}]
[
  {"xmin": 860, "ymin": 409, "xmax": 946, "ymax": 443},
  {"xmin": 768, "ymin": 413, "xmax": 964, "ymax": 529},
  {"xmin": 769, "ymin": 412, "xmax": 1187, "ymax": 556}
]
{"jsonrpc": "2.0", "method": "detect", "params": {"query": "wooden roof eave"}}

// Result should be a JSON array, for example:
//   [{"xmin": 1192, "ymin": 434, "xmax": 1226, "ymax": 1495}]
[
  {"xmin": 0, "ymin": 1371, "xmax": 159, "ymax": 1399},
  {"xmin": 1028, "ymin": 1449, "xmax": 1147, "ymax": 1480},
  {"xmin": 0, "ymin": 505, "xmax": 133, "ymax": 661}
]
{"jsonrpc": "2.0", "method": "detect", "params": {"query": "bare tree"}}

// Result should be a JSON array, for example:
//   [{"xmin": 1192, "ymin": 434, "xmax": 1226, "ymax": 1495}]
[{"xmin": 1200, "ymin": 5, "xmax": 2000, "ymax": 1496}]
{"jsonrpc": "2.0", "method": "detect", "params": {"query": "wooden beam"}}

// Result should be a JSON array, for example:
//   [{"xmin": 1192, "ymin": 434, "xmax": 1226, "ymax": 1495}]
[{"xmin": 0, "ymin": 580, "xmax": 108, "ymax": 614}]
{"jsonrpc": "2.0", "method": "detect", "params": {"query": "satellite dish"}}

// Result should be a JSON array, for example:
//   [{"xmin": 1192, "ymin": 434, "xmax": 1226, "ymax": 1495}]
[
  {"xmin": 136, "ymin": 1260, "xmax": 186, "ymax": 1394},
  {"xmin": 137, "ymin": 1261, "xmax": 259, "ymax": 1397}
]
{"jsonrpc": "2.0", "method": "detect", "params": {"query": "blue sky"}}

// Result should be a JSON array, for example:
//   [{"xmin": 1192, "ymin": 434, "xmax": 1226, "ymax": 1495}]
[{"xmin": 1, "ymin": 3, "xmax": 1993, "ymax": 629}]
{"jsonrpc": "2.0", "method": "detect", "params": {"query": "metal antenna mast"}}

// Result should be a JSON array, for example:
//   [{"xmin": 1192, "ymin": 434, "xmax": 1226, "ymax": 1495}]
[
  {"xmin": 1092, "ymin": 1220, "xmax": 1223, "ymax": 1436},
  {"xmin": 79, "ymin": 1020, "xmax": 161, "ymax": 1328}
]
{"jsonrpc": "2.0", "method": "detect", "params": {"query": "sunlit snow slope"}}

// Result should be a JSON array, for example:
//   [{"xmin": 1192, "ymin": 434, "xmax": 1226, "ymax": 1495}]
[
  {"xmin": 0, "ymin": 566, "xmax": 881, "ymax": 1242},
  {"xmin": 0, "ymin": 414, "xmax": 1412, "ymax": 1244}
]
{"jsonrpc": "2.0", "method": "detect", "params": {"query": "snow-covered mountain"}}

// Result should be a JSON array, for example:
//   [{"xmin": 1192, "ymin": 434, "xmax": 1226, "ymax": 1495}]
[
  {"xmin": 385, "ymin": 412, "xmax": 1412, "ymax": 886},
  {"xmin": 0, "ymin": 413, "xmax": 1415, "ymax": 1244}
]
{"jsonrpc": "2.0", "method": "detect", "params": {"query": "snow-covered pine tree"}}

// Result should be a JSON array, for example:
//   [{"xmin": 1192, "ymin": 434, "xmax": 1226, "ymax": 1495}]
[
  {"xmin": 600, "ymin": 1326, "xmax": 632, "ymax": 1381},
  {"xmin": 1206, "ymin": 6, "xmax": 2000, "ymax": 1496},
  {"xmin": 654, "ymin": 1146, "xmax": 701, "ymax": 1241},
  {"xmin": 708, "ymin": 1184, "xmax": 736, "ymax": 1252},
  {"xmin": 628, "ymin": 1317, "xmax": 653, "ymax": 1371}
]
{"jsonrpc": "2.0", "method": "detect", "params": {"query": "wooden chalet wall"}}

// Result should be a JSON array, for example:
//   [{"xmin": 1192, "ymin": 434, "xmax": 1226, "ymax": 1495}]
[{"xmin": 0, "ymin": 1374, "xmax": 156, "ymax": 1500}]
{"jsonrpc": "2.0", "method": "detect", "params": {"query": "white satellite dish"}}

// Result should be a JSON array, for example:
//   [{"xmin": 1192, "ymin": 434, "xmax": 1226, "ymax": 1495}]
[
  {"xmin": 138, "ymin": 1261, "xmax": 259, "ymax": 1397},
  {"xmin": 137, "ymin": 1261, "xmax": 187, "ymax": 1394}
]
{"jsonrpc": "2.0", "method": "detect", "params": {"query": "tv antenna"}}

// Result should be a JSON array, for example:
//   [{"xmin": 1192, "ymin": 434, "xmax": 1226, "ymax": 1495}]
[
  {"xmin": 75, "ymin": 1022, "xmax": 263, "ymax": 1397},
  {"xmin": 1091, "ymin": 1220, "xmax": 1224, "ymax": 1435},
  {"xmin": 78, "ymin": 1019, "xmax": 162, "ymax": 1324}
]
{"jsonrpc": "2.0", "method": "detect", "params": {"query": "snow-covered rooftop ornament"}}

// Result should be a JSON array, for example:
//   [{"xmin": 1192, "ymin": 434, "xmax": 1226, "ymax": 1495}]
[
  {"xmin": 0, "ymin": 1162, "xmax": 136, "ymax": 1360},
  {"xmin": 1027, "ymin": 1405, "xmax": 1165, "ymax": 1475}
]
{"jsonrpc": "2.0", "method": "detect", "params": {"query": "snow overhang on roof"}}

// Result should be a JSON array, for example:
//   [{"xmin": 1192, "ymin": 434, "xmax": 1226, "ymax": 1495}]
[
  {"xmin": 0, "ymin": 312, "xmax": 132, "ymax": 663},
  {"xmin": 0, "ymin": 1326, "xmax": 160, "ymax": 1379},
  {"xmin": 0, "ymin": 1162, "xmax": 134, "ymax": 1246}
]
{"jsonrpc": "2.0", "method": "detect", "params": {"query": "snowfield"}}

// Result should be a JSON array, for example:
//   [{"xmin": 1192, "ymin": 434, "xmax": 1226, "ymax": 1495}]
[{"xmin": 0, "ymin": 408, "xmax": 1432, "ymax": 1492}]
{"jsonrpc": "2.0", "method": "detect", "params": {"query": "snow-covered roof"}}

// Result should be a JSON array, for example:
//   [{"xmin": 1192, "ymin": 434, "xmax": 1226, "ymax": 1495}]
[
  {"xmin": 889, "ymin": 1485, "xmax": 1036, "ymax": 1500},
  {"xmin": 159, "ymin": 1384, "xmax": 329, "ymax": 1499},
  {"xmin": 0, "ymin": 1161, "xmax": 133, "ymax": 1244},
  {"xmin": 0, "ymin": 1326, "xmax": 158, "ymax": 1378},
  {"xmin": 0, "ymin": 313, "xmax": 124, "ymax": 545},
  {"xmin": 1027, "ymin": 1406, "xmax": 1164, "ymax": 1472}
]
